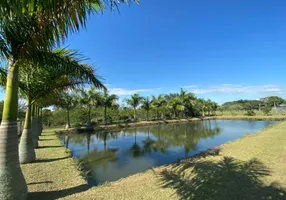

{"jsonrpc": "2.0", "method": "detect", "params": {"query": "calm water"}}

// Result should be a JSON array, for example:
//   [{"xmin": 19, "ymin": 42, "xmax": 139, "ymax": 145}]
[{"xmin": 59, "ymin": 120, "xmax": 277, "ymax": 185}]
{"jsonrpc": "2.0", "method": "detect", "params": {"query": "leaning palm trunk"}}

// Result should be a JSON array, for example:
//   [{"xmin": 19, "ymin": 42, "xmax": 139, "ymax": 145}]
[
  {"xmin": 31, "ymin": 105, "xmax": 38, "ymax": 148},
  {"xmin": 0, "ymin": 61, "xmax": 27, "ymax": 200},
  {"xmin": 19, "ymin": 99, "xmax": 36, "ymax": 163}
]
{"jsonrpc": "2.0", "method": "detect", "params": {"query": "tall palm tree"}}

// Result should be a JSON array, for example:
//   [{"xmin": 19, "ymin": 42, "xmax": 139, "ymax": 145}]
[
  {"xmin": 0, "ymin": 1, "xmax": 140, "ymax": 197},
  {"xmin": 0, "ymin": 49, "xmax": 104, "ymax": 163},
  {"xmin": 125, "ymin": 93, "xmax": 143, "ymax": 120},
  {"xmin": 141, "ymin": 97, "xmax": 151, "ymax": 121},
  {"xmin": 78, "ymin": 87, "xmax": 102, "ymax": 126},
  {"xmin": 100, "ymin": 89, "xmax": 118, "ymax": 126}
]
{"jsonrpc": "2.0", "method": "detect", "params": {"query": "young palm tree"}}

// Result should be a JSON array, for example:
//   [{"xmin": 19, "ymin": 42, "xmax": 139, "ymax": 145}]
[
  {"xmin": 167, "ymin": 97, "xmax": 185, "ymax": 118},
  {"xmin": 100, "ymin": 89, "xmax": 118, "ymax": 126},
  {"xmin": 141, "ymin": 97, "xmax": 151, "ymax": 121},
  {"xmin": 151, "ymin": 95, "xmax": 167, "ymax": 120},
  {"xmin": 78, "ymin": 87, "xmax": 102, "ymax": 126},
  {"xmin": 125, "ymin": 93, "xmax": 143, "ymax": 120},
  {"xmin": 55, "ymin": 92, "xmax": 79, "ymax": 129}
]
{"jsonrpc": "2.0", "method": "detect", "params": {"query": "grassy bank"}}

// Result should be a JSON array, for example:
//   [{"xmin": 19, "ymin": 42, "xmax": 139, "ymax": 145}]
[
  {"xmin": 22, "ymin": 121, "xmax": 286, "ymax": 199},
  {"xmin": 58, "ymin": 115, "xmax": 286, "ymax": 134}
]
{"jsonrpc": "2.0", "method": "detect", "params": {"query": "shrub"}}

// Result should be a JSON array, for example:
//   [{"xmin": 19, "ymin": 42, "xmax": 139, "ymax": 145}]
[
  {"xmin": 245, "ymin": 110, "xmax": 256, "ymax": 116},
  {"xmin": 263, "ymin": 105, "xmax": 272, "ymax": 116}
]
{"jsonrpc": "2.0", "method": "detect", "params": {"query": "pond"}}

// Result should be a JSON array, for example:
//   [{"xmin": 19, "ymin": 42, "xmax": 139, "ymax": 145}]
[{"xmin": 59, "ymin": 120, "xmax": 277, "ymax": 185}]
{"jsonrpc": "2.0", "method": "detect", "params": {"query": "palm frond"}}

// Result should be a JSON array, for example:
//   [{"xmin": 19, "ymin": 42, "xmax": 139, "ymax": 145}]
[{"xmin": 24, "ymin": 48, "xmax": 105, "ymax": 89}]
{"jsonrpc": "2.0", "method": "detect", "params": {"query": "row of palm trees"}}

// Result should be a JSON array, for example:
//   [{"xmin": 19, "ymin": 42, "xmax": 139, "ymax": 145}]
[
  {"xmin": 55, "ymin": 88, "xmax": 118, "ymax": 129},
  {"xmin": 52, "ymin": 88, "xmax": 219, "ymax": 127},
  {"xmin": 125, "ymin": 89, "xmax": 219, "ymax": 121},
  {"xmin": 0, "ymin": 1, "xmax": 138, "ymax": 199}
]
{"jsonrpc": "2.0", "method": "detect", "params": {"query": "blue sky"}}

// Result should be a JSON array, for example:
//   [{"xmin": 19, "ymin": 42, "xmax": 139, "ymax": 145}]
[{"xmin": 3, "ymin": 0, "xmax": 286, "ymax": 104}]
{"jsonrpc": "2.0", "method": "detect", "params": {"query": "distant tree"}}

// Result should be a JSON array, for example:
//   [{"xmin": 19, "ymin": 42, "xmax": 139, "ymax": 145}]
[
  {"xmin": 100, "ymin": 89, "xmax": 118, "ymax": 125},
  {"xmin": 263, "ymin": 104, "xmax": 272, "ymax": 116},
  {"xmin": 78, "ymin": 88, "xmax": 101, "ymax": 126},
  {"xmin": 151, "ymin": 95, "xmax": 167, "ymax": 119},
  {"xmin": 55, "ymin": 92, "xmax": 78, "ymax": 129},
  {"xmin": 126, "ymin": 93, "xmax": 143, "ymax": 120},
  {"xmin": 141, "ymin": 97, "xmax": 151, "ymax": 121}
]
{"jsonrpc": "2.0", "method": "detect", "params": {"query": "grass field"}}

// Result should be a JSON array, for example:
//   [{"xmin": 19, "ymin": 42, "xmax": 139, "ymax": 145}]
[{"xmin": 21, "ymin": 120, "xmax": 286, "ymax": 199}]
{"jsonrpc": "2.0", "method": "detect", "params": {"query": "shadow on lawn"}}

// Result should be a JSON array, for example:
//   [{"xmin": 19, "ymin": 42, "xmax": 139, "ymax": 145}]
[
  {"xmin": 28, "ymin": 184, "xmax": 90, "ymax": 200},
  {"xmin": 27, "ymin": 181, "xmax": 53, "ymax": 185},
  {"xmin": 37, "ymin": 146, "xmax": 63, "ymax": 149},
  {"xmin": 38, "ymin": 138, "xmax": 56, "ymax": 141},
  {"xmin": 33, "ymin": 157, "xmax": 69, "ymax": 163},
  {"xmin": 157, "ymin": 156, "xmax": 286, "ymax": 200}
]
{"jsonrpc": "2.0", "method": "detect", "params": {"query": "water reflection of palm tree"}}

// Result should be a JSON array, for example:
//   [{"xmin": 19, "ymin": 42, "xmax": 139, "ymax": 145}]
[
  {"xmin": 86, "ymin": 133, "xmax": 91, "ymax": 154},
  {"xmin": 142, "ymin": 128, "xmax": 155, "ymax": 155},
  {"xmin": 64, "ymin": 134, "xmax": 70, "ymax": 149},
  {"xmin": 151, "ymin": 126, "xmax": 168, "ymax": 154}
]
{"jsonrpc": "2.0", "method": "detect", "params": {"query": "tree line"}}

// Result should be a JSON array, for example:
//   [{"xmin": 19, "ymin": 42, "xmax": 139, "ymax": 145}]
[
  {"xmin": 43, "ymin": 88, "xmax": 219, "ymax": 128},
  {"xmin": 220, "ymin": 96, "xmax": 286, "ymax": 115}
]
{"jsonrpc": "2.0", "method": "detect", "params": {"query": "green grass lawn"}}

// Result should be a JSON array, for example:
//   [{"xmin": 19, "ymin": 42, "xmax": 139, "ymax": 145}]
[{"xmin": 22, "ymin": 121, "xmax": 286, "ymax": 199}]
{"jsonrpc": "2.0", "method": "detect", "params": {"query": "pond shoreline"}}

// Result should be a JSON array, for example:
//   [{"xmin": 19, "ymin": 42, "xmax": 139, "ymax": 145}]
[
  {"xmin": 57, "ymin": 115, "xmax": 286, "ymax": 134},
  {"xmin": 21, "ymin": 120, "xmax": 286, "ymax": 199}
]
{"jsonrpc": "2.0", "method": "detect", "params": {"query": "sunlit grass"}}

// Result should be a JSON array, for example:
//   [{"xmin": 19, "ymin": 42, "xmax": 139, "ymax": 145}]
[{"xmin": 21, "ymin": 121, "xmax": 286, "ymax": 199}]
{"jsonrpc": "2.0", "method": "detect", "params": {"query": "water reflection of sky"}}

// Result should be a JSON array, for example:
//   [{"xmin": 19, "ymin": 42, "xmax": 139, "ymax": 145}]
[{"xmin": 59, "ymin": 120, "xmax": 277, "ymax": 185}]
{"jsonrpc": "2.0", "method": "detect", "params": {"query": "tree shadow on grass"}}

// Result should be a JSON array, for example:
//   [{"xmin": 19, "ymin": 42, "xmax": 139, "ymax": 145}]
[
  {"xmin": 27, "ymin": 181, "xmax": 53, "ymax": 185},
  {"xmin": 33, "ymin": 157, "xmax": 69, "ymax": 163},
  {"xmin": 39, "ymin": 138, "xmax": 56, "ymax": 141},
  {"xmin": 156, "ymin": 156, "xmax": 286, "ymax": 200},
  {"xmin": 28, "ymin": 184, "xmax": 91, "ymax": 200},
  {"xmin": 37, "ymin": 146, "xmax": 62, "ymax": 149}
]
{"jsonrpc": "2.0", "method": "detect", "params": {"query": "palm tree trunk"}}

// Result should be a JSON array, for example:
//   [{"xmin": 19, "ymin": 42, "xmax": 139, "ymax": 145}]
[
  {"xmin": 65, "ymin": 109, "xmax": 71, "ymax": 129},
  {"xmin": 104, "ymin": 106, "xmax": 107, "ymax": 126},
  {"xmin": 19, "ymin": 98, "xmax": 36, "ymax": 164},
  {"xmin": 0, "ymin": 61, "xmax": 27, "ymax": 200},
  {"xmin": 146, "ymin": 110, "xmax": 149, "ymax": 121},
  {"xmin": 31, "ymin": 105, "xmax": 38, "ymax": 148},
  {"xmin": 133, "ymin": 108, "xmax": 136, "ymax": 120},
  {"xmin": 37, "ymin": 106, "xmax": 41, "ymax": 136},
  {"xmin": 88, "ymin": 105, "xmax": 91, "ymax": 124}
]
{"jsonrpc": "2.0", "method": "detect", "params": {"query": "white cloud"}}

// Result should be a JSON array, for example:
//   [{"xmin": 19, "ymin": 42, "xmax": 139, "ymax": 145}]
[
  {"xmin": 186, "ymin": 84, "xmax": 284, "ymax": 94},
  {"xmin": 108, "ymin": 87, "xmax": 161, "ymax": 96},
  {"xmin": 182, "ymin": 85, "xmax": 199, "ymax": 89}
]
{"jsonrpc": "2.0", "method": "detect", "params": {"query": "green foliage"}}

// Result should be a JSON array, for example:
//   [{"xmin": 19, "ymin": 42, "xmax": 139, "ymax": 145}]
[
  {"xmin": 245, "ymin": 110, "xmax": 256, "ymax": 116},
  {"xmin": 46, "ymin": 89, "xmax": 221, "ymax": 127},
  {"xmin": 263, "ymin": 105, "xmax": 272, "ymax": 116},
  {"xmin": 221, "ymin": 100, "xmax": 261, "ymax": 111}
]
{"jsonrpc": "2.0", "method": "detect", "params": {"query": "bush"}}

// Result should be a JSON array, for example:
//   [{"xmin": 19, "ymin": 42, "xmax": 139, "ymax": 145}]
[
  {"xmin": 245, "ymin": 110, "xmax": 256, "ymax": 116},
  {"xmin": 263, "ymin": 105, "xmax": 272, "ymax": 116}
]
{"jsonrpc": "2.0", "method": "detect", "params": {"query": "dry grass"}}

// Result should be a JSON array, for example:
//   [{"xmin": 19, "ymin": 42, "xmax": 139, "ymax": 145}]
[{"xmin": 22, "ymin": 121, "xmax": 286, "ymax": 199}]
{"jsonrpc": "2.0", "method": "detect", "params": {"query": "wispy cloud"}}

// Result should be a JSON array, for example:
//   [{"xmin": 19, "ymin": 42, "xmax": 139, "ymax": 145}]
[
  {"xmin": 185, "ymin": 84, "xmax": 284, "ymax": 94},
  {"xmin": 108, "ymin": 87, "xmax": 161, "ymax": 96}
]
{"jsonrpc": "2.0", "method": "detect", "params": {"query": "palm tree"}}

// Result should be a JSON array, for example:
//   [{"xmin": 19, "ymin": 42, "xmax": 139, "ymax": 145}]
[
  {"xmin": 55, "ymin": 92, "xmax": 79, "ymax": 129},
  {"xmin": 100, "ymin": 89, "xmax": 118, "ymax": 126},
  {"xmin": 78, "ymin": 87, "xmax": 102, "ymax": 126},
  {"xmin": 179, "ymin": 88, "xmax": 196, "ymax": 117},
  {"xmin": 0, "ymin": 2, "xmax": 139, "ymax": 197},
  {"xmin": 167, "ymin": 97, "xmax": 184, "ymax": 118},
  {"xmin": 141, "ymin": 97, "xmax": 151, "ymax": 121},
  {"xmin": 151, "ymin": 95, "xmax": 167, "ymax": 120},
  {"xmin": 0, "ymin": 49, "xmax": 104, "ymax": 163},
  {"xmin": 125, "ymin": 93, "xmax": 143, "ymax": 120}
]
